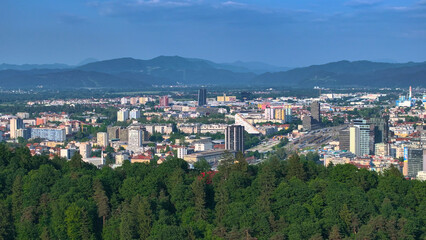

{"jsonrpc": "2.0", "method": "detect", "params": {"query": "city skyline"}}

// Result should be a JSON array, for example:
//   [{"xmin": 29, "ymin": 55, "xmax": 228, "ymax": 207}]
[
  {"xmin": 1, "ymin": 0, "xmax": 426, "ymax": 67},
  {"xmin": 0, "ymin": 1, "xmax": 425, "ymax": 237}
]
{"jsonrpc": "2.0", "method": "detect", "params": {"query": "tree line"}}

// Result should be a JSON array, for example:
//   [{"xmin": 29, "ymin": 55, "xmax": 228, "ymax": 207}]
[{"xmin": 0, "ymin": 143, "xmax": 425, "ymax": 239}]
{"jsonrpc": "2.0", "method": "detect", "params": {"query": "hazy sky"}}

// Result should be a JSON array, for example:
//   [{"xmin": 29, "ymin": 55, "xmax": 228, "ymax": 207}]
[{"xmin": 1, "ymin": 0, "xmax": 426, "ymax": 67}]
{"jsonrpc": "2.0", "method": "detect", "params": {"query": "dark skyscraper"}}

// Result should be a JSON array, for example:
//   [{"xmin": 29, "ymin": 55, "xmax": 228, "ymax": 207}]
[
  {"xmin": 404, "ymin": 148, "xmax": 425, "ymax": 178},
  {"xmin": 303, "ymin": 101, "xmax": 322, "ymax": 131},
  {"xmin": 339, "ymin": 129, "xmax": 350, "ymax": 151},
  {"xmin": 368, "ymin": 116, "xmax": 389, "ymax": 144},
  {"xmin": 225, "ymin": 125, "xmax": 244, "ymax": 152},
  {"xmin": 198, "ymin": 88, "xmax": 207, "ymax": 106},
  {"xmin": 311, "ymin": 101, "xmax": 321, "ymax": 123}
]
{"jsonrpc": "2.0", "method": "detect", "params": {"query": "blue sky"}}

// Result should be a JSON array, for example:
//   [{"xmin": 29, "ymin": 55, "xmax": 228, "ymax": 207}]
[{"xmin": 1, "ymin": 0, "xmax": 426, "ymax": 67}]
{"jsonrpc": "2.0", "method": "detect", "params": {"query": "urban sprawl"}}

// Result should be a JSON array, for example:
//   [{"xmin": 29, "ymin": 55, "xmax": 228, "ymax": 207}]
[{"xmin": 1, "ymin": 87, "xmax": 426, "ymax": 180}]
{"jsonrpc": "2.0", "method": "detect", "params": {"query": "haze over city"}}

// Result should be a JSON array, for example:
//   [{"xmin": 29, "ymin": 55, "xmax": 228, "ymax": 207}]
[{"xmin": 2, "ymin": 0, "xmax": 426, "ymax": 66}]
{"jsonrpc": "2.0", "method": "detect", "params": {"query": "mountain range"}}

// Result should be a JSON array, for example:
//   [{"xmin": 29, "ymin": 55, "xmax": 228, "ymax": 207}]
[{"xmin": 0, "ymin": 56, "xmax": 425, "ymax": 89}]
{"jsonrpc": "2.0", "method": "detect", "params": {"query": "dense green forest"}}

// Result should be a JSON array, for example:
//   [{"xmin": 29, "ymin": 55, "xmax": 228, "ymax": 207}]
[{"xmin": 0, "ymin": 143, "xmax": 425, "ymax": 240}]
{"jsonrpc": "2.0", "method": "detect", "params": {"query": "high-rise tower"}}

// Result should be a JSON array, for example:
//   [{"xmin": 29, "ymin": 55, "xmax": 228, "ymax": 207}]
[
  {"xmin": 225, "ymin": 125, "xmax": 244, "ymax": 152},
  {"xmin": 10, "ymin": 118, "xmax": 24, "ymax": 139},
  {"xmin": 97, "ymin": 132, "xmax": 109, "ymax": 147},
  {"xmin": 311, "ymin": 101, "xmax": 321, "ymax": 123},
  {"xmin": 349, "ymin": 119, "xmax": 371, "ymax": 156},
  {"xmin": 198, "ymin": 88, "xmax": 207, "ymax": 106}
]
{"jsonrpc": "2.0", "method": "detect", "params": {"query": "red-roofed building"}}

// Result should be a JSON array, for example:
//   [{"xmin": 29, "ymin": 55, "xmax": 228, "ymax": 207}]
[
  {"xmin": 131, "ymin": 154, "xmax": 152, "ymax": 163},
  {"xmin": 166, "ymin": 151, "xmax": 175, "ymax": 157},
  {"xmin": 214, "ymin": 144, "xmax": 225, "ymax": 149},
  {"xmin": 350, "ymin": 162, "xmax": 371, "ymax": 169}
]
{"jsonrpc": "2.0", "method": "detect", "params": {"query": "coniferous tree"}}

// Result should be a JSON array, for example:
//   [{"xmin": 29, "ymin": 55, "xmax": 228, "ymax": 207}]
[
  {"xmin": 256, "ymin": 162, "xmax": 277, "ymax": 211},
  {"xmin": 0, "ymin": 200, "xmax": 14, "ymax": 240},
  {"xmin": 218, "ymin": 151, "xmax": 235, "ymax": 180},
  {"xmin": 119, "ymin": 201, "xmax": 137, "ymax": 240},
  {"xmin": 194, "ymin": 158, "xmax": 211, "ymax": 172},
  {"xmin": 65, "ymin": 204, "xmax": 83, "ymax": 240},
  {"xmin": 93, "ymin": 179, "xmax": 110, "ymax": 226},
  {"xmin": 214, "ymin": 181, "xmax": 229, "ymax": 225},
  {"xmin": 286, "ymin": 154, "xmax": 307, "ymax": 181},
  {"xmin": 339, "ymin": 204, "xmax": 353, "ymax": 234},
  {"xmin": 192, "ymin": 178, "xmax": 207, "ymax": 221},
  {"xmin": 17, "ymin": 206, "xmax": 38, "ymax": 239},
  {"xmin": 11, "ymin": 175, "xmax": 23, "ymax": 222},
  {"xmin": 40, "ymin": 227, "xmax": 50, "ymax": 240},
  {"xmin": 80, "ymin": 209, "xmax": 94, "ymax": 240},
  {"xmin": 132, "ymin": 195, "xmax": 152, "ymax": 240},
  {"xmin": 328, "ymin": 225, "xmax": 342, "ymax": 240},
  {"xmin": 69, "ymin": 152, "xmax": 83, "ymax": 170}
]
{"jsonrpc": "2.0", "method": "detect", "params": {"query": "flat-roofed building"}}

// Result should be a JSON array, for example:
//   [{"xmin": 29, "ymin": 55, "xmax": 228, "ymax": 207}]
[
  {"xmin": 311, "ymin": 101, "xmax": 321, "ymax": 123},
  {"xmin": 217, "ymin": 94, "xmax": 236, "ymax": 102},
  {"xmin": 107, "ymin": 126, "xmax": 120, "ymax": 139},
  {"xmin": 16, "ymin": 112, "xmax": 30, "ymax": 119},
  {"xmin": 97, "ymin": 132, "xmax": 108, "ymax": 147},
  {"xmin": 159, "ymin": 96, "xmax": 169, "ymax": 107},
  {"xmin": 339, "ymin": 129, "xmax": 350, "ymax": 151},
  {"xmin": 198, "ymin": 88, "xmax": 207, "ymax": 106},
  {"xmin": 128, "ymin": 127, "xmax": 143, "ymax": 148},
  {"xmin": 184, "ymin": 149, "xmax": 236, "ymax": 165},
  {"xmin": 375, "ymin": 143, "xmax": 389, "ymax": 156},
  {"xmin": 225, "ymin": 125, "xmax": 244, "ymax": 152},
  {"xmin": 10, "ymin": 118, "xmax": 24, "ymax": 139},
  {"xmin": 31, "ymin": 128, "xmax": 66, "ymax": 142},
  {"xmin": 117, "ymin": 109, "xmax": 129, "ymax": 122},
  {"xmin": 16, "ymin": 128, "xmax": 30, "ymax": 140},
  {"xmin": 403, "ymin": 148, "xmax": 425, "ymax": 178},
  {"xmin": 194, "ymin": 141, "xmax": 213, "ymax": 152},
  {"xmin": 129, "ymin": 109, "xmax": 141, "ymax": 119},
  {"xmin": 60, "ymin": 148, "xmax": 77, "ymax": 160},
  {"xmin": 177, "ymin": 147, "xmax": 187, "ymax": 159},
  {"xmin": 349, "ymin": 119, "xmax": 371, "ymax": 156},
  {"xmin": 80, "ymin": 142, "xmax": 92, "ymax": 159},
  {"xmin": 83, "ymin": 157, "xmax": 105, "ymax": 168},
  {"xmin": 115, "ymin": 153, "xmax": 129, "ymax": 165}
]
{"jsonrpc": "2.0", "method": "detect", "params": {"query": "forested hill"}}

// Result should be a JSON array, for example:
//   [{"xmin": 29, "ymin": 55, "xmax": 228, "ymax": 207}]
[
  {"xmin": 253, "ymin": 60, "xmax": 426, "ymax": 87},
  {"xmin": 1, "ymin": 57, "xmax": 426, "ymax": 88},
  {"xmin": 0, "ymin": 143, "xmax": 425, "ymax": 239}
]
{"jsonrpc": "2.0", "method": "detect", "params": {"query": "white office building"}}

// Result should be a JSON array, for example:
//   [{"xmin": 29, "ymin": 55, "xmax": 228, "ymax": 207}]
[
  {"xmin": 129, "ymin": 109, "xmax": 141, "ymax": 119},
  {"xmin": 128, "ymin": 128, "xmax": 143, "ymax": 148},
  {"xmin": 60, "ymin": 148, "xmax": 77, "ymax": 160},
  {"xmin": 97, "ymin": 132, "xmax": 109, "ymax": 147},
  {"xmin": 117, "ymin": 109, "xmax": 129, "ymax": 122},
  {"xmin": 264, "ymin": 108, "xmax": 274, "ymax": 120},
  {"xmin": 349, "ymin": 120, "xmax": 370, "ymax": 156},
  {"xmin": 195, "ymin": 141, "xmax": 213, "ymax": 152},
  {"xmin": 10, "ymin": 118, "xmax": 24, "ymax": 139},
  {"xmin": 31, "ymin": 128, "xmax": 66, "ymax": 142},
  {"xmin": 177, "ymin": 147, "xmax": 187, "ymax": 159},
  {"xmin": 80, "ymin": 143, "xmax": 92, "ymax": 159},
  {"xmin": 16, "ymin": 112, "xmax": 30, "ymax": 119}
]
